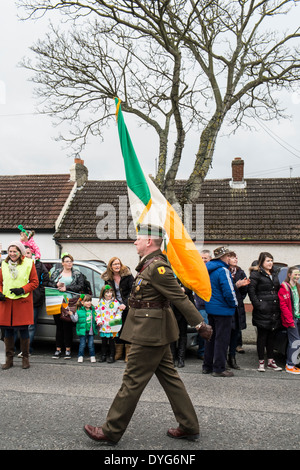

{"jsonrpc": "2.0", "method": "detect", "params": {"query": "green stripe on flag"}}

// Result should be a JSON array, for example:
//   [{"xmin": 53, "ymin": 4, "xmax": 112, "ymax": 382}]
[
  {"xmin": 115, "ymin": 98, "xmax": 151, "ymax": 206},
  {"xmin": 45, "ymin": 287, "xmax": 68, "ymax": 316}
]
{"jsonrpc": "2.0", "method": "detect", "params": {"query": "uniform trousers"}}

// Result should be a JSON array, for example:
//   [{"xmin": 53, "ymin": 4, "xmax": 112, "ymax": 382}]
[{"xmin": 102, "ymin": 343, "xmax": 199, "ymax": 443}]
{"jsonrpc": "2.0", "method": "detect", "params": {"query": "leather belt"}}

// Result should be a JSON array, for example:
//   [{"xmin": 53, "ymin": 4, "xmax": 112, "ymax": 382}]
[{"xmin": 129, "ymin": 299, "xmax": 170, "ymax": 309}]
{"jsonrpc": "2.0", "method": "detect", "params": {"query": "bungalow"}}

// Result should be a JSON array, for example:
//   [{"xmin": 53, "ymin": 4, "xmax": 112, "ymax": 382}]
[
  {"xmin": 1, "ymin": 157, "xmax": 299, "ymax": 277},
  {"xmin": 54, "ymin": 157, "xmax": 300, "ymax": 275}
]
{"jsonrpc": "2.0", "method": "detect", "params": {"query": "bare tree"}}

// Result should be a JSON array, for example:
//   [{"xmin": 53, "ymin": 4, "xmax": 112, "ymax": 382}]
[{"xmin": 19, "ymin": 0, "xmax": 300, "ymax": 203}]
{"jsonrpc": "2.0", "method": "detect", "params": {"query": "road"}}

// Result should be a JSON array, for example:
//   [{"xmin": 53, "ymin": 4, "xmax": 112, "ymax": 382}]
[{"xmin": 0, "ymin": 337, "xmax": 299, "ymax": 456}]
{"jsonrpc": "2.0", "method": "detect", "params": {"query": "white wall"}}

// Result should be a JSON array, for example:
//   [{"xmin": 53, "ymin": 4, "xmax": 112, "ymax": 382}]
[
  {"xmin": 59, "ymin": 241, "xmax": 139, "ymax": 273},
  {"xmin": 197, "ymin": 243, "xmax": 299, "ymax": 275},
  {"xmin": 0, "ymin": 232, "xmax": 58, "ymax": 259},
  {"xmin": 59, "ymin": 241, "xmax": 300, "ymax": 277}
]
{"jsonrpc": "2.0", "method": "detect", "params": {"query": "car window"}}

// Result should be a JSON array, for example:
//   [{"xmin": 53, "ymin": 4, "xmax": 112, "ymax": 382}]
[
  {"xmin": 44, "ymin": 262, "xmax": 59, "ymax": 277},
  {"xmin": 73, "ymin": 264, "xmax": 94, "ymax": 295},
  {"xmin": 73, "ymin": 264, "xmax": 104, "ymax": 298},
  {"xmin": 94, "ymin": 272, "xmax": 105, "ymax": 299},
  {"xmin": 41, "ymin": 261, "xmax": 105, "ymax": 298}
]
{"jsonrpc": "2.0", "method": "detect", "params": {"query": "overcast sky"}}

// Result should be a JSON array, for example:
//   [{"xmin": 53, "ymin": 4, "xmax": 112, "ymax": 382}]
[{"xmin": 1, "ymin": 2, "xmax": 300, "ymax": 181}]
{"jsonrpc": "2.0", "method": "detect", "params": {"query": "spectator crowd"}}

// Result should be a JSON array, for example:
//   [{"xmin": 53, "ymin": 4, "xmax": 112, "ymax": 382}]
[{"xmin": 0, "ymin": 231, "xmax": 299, "ymax": 376}]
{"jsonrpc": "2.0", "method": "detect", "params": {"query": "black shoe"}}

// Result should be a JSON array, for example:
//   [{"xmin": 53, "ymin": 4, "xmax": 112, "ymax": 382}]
[
  {"xmin": 64, "ymin": 350, "xmax": 71, "ymax": 359},
  {"xmin": 177, "ymin": 358, "xmax": 185, "ymax": 368},
  {"xmin": 99, "ymin": 356, "xmax": 107, "ymax": 362},
  {"xmin": 107, "ymin": 356, "xmax": 115, "ymax": 363},
  {"xmin": 227, "ymin": 355, "xmax": 240, "ymax": 370},
  {"xmin": 52, "ymin": 350, "xmax": 62, "ymax": 359}
]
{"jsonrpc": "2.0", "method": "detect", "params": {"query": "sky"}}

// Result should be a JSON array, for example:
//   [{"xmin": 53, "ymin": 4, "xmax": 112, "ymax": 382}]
[{"xmin": 1, "ymin": 2, "xmax": 300, "ymax": 181}]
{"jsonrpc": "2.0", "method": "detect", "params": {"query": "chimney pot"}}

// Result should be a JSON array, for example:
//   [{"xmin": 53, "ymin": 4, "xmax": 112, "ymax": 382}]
[{"xmin": 74, "ymin": 157, "xmax": 84, "ymax": 165}]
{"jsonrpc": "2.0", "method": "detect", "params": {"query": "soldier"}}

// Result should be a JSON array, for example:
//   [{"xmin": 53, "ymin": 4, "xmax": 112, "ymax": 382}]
[{"xmin": 84, "ymin": 224, "xmax": 212, "ymax": 445}]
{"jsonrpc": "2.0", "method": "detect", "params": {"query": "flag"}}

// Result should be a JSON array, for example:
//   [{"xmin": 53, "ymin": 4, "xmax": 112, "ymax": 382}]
[
  {"xmin": 45, "ymin": 287, "xmax": 68, "ymax": 316},
  {"xmin": 115, "ymin": 98, "xmax": 211, "ymax": 301}
]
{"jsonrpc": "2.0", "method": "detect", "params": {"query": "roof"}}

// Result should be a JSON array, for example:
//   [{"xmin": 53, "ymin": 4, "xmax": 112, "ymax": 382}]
[
  {"xmin": 0, "ymin": 174, "xmax": 75, "ymax": 231},
  {"xmin": 54, "ymin": 177, "xmax": 300, "ymax": 242},
  {"xmin": 55, "ymin": 180, "xmax": 129, "ymax": 240}
]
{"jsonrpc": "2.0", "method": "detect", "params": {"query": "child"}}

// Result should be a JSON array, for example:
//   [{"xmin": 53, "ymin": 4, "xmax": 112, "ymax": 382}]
[
  {"xmin": 96, "ymin": 285, "xmax": 123, "ymax": 363},
  {"xmin": 278, "ymin": 266, "xmax": 300, "ymax": 375},
  {"xmin": 70, "ymin": 294, "xmax": 98, "ymax": 363},
  {"xmin": 18, "ymin": 225, "xmax": 41, "ymax": 260}
]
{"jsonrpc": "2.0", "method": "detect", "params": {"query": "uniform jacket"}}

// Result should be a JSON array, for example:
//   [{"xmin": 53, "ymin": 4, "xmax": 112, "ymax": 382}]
[
  {"xmin": 0, "ymin": 259, "xmax": 39, "ymax": 327},
  {"xmin": 278, "ymin": 282, "xmax": 300, "ymax": 328},
  {"xmin": 121, "ymin": 250, "xmax": 203, "ymax": 346},
  {"xmin": 204, "ymin": 259, "xmax": 237, "ymax": 316},
  {"xmin": 248, "ymin": 267, "xmax": 281, "ymax": 330},
  {"xmin": 171, "ymin": 279, "xmax": 194, "ymax": 322}
]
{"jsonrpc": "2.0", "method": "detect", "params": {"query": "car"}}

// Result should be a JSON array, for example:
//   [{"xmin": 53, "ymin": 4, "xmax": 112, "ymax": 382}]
[{"xmin": 35, "ymin": 259, "xmax": 107, "ymax": 342}]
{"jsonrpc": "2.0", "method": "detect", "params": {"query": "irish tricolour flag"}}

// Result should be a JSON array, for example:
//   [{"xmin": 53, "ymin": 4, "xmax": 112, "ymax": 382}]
[
  {"xmin": 115, "ymin": 98, "xmax": 211, "ymax": 302},
  {"xmin": 45, "ymin": 287, "xmax": 68, "ymax": 316}
]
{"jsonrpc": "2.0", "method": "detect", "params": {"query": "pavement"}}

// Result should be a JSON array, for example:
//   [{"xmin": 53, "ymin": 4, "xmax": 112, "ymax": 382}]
[{"xmin": 0, "ymin": 312, "xmax": 299, "ymax": 456}]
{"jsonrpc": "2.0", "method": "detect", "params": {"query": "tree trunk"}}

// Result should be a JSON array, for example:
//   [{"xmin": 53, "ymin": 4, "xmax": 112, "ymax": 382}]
[{"xmin": 181, "ymin": 110, "xmax": 224, "ymax": 204}]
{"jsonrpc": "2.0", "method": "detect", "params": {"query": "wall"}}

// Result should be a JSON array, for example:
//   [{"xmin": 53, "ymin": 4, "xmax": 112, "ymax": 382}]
[
  {"xmin": 0, "ymin": 232, "xmax": 58, "ymax": 259},
  {"xmin": 59, "ymin": 241, "xmax": 138, "ymax": 273},
  {"xmin": 198, "ymin": 243, "xmax": 299, "ymax": 275},
  {"xmin": 59, "ymin": 240, "xmax": 300, "ymax": 277}
]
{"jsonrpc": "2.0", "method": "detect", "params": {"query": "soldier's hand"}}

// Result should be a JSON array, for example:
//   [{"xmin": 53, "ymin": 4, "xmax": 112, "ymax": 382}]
[{"xmin": 197, "ymin": 322, "xmax": 213, "ymax": 341}]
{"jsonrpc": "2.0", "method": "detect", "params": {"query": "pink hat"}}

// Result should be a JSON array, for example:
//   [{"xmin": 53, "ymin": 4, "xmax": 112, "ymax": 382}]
[{"xmin": 8, "ymin": 240, "xmax": 26, "ymax": 257}]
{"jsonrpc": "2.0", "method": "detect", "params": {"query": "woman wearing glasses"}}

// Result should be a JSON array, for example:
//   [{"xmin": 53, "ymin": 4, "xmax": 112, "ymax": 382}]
[{"xmin": 49, "ymin": 253, "xmax": 85, "ymax": 359}]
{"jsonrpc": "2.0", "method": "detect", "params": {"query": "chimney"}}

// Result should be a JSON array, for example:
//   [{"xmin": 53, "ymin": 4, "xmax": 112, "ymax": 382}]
[
  {"xmin": 230, "ymin": 157, "xmax": 246, "ymax": 189},
  {"xmin": 70, "ymin": 157, "xmax": 88, "ymax": 187}
]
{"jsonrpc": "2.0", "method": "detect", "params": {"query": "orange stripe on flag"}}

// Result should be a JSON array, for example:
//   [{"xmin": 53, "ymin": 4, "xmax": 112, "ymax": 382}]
[{"xmin": 163, "ymin": 202, "xmax": 211, "ymax": 302}]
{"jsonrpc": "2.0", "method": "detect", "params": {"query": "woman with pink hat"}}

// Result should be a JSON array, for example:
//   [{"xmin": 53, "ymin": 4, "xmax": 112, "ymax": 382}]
[{"xmin": 0, "ymin": 241, "xmax": 39, "ymax": 370}]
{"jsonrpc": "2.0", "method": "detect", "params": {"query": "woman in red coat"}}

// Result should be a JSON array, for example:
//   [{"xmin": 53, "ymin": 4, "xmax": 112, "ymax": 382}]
[{"xmin": 0, "ymin": 241, "xmax": 39, "ymax": 369}]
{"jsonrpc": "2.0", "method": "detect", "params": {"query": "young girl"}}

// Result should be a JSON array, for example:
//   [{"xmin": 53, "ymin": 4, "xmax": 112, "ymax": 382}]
[
  {"xmin": 96, "ymin": 285, "xmax": 123, "ymax": 363},
  {"xmin": 70, "ymin": 294, "xmax": 98, "ymax": 363},
  {"xmin": 19, "ymin": 226, "xmax": 41, "ymax": 260},
  {"xmin": 278, "ymin": 266, "xmax": 300, "ymax": 375}
]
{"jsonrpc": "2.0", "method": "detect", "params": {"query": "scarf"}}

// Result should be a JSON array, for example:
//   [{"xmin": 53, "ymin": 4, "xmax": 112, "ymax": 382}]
[{"xmin": 7, "ymin": 260, "xmax": 19, "ymax": 280}]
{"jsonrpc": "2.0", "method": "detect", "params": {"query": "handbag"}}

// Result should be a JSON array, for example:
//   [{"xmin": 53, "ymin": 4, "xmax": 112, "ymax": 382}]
[{"xmin": 60, "ymin": 296, "xmax": 79, "ymax": 322}]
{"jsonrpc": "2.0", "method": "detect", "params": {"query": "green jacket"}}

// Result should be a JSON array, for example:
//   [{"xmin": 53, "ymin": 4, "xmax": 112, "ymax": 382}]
[
  {"xmin": 76, "ymin": 305, "xmax": 98, "ymax": 336},
  {"xmin": 121, "ymin": 250, "xmax": 203, "ymax": 346}
]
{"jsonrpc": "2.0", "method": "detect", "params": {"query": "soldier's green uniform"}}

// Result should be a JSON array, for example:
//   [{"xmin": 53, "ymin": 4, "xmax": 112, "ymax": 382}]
[{"xmin": 101, "ymin": 248, "xmax": 205, "ymax": 443}]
